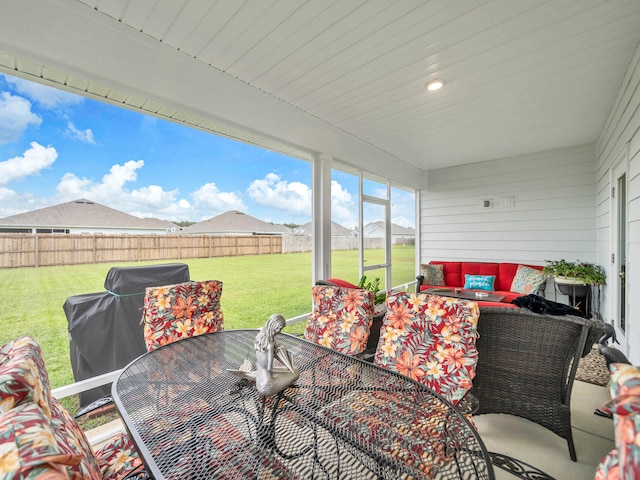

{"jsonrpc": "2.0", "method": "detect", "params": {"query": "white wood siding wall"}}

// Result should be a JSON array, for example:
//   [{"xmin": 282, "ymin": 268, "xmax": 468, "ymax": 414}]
[
  {"xmin": 596, "ymin": 41, "xmax": 640, "ymax": 365},
  {"xmin": 419, "ymin": 145, "xmax": 597, "ymax": 270}
]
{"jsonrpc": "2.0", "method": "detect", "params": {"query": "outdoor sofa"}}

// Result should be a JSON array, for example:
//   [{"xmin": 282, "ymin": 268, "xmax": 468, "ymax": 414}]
[{"xmin": 416, "ymin": 261, "xmax": 546, "ymax": 307}]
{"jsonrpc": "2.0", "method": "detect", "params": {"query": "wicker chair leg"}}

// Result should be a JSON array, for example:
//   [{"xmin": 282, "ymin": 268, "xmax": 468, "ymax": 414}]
[{"xmin": 568, "ymin": 437, "xmax": 577, "ymax": 462}]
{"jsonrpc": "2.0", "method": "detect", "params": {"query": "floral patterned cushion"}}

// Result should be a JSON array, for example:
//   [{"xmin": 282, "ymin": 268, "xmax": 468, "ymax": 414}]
[
  {"xmin": 596, "ymin": 362, "xmax": 640, "ymax": 480},
  {"xmin": 95, "ymin": 432, "xmax": 143, "ymax": 480},
  {"xmin": 142, "ymin": 280, "xmax": 224, "ymax": 351},
  {"xmin": 49, "ymin": 400, "xmax": 103, "ymax": 478},
  {"xmin": 0, "ymin": 336, "xmax": 142, "ymax": 480},
  {"xmin": 374, "ymin": 292, "xmax": 479, "ymax": 405},
  {"xmin": 0, "ymin": 336, "xmax": 52, "ymax": 418},
  {"xmin": 420, "ymin": 264, "xmax": 445, "ymax": 286},
  {"xmin": 304, "ymin": 285, "xmax": 374, "ymax": 356},
  {"xmin": 0, "ymin": 402, "xmax": 82, "ymax": 479},
  {"xmin": 510, "ymin": 265, "xmax": 546, "ymax": 294}
]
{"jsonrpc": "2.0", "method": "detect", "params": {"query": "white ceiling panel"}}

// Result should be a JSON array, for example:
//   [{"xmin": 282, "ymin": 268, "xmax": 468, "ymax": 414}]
[{"xmin": 4, "ymin": 0, "xmax": 640, "ymax": 176}]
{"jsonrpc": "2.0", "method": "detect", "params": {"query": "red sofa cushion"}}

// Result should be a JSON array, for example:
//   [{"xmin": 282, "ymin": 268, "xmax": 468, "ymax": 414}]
[
  {"xmin": 429, "ymin": 262, "xmax": 462, "ymax": 287},
  {"xmin": 326, "ymin": 278, "xmax": 361, "ymax": 289},
  {"xmin": 460, "ymin": 263, "xmax": 500, "ymax": 286},
  {"xmin": 420, "ymin": 262, "xmax": 544, "ymax": 308},
  {"xmin": 428, "ymin": 261, "xmax": 542, "ymax": 291}
]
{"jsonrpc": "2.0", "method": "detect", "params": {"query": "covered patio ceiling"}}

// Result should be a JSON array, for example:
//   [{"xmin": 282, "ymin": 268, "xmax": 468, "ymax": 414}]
[{"xmin": 2, "ymin": 1, "xmax": 640, "ymax": 189}]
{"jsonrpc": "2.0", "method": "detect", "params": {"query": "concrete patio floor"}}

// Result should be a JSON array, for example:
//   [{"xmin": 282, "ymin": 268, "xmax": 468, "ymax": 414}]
[
  {"xmin": 474, "ymin": 380, "xmax": 613, "ymax": 479},
  {"xmin": 88, "ymin": 380, "xmax": 612, "ymax": 479}
]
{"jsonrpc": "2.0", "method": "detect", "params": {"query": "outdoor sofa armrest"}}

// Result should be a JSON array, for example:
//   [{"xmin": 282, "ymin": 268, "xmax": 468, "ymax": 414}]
[{"xmin": 415, "ymin": 275, "xmax": 425, "ymax": 293}]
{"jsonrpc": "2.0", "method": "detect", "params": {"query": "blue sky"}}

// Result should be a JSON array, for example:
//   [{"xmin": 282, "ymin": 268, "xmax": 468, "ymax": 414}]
[{"xmin": 0, "ymin": 73, "xmax": 414, "ymax": 228}]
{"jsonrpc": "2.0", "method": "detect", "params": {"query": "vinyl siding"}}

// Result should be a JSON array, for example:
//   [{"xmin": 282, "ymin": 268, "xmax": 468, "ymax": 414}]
[
  {"xmin": 419, "ymin": 144, "xmax": 597, "ymax": 266},
  {"xmin": 596, "ymin": 39, "xmax": 640, "ymax": 364}
]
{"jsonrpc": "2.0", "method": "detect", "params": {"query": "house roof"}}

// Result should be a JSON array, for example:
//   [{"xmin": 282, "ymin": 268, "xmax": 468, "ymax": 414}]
[
  {"xmin": 2, "ymin": 2, "xmax": 640, "ymax": 187},
  {"xmin": 140, "ymin": 218, "xmax": 180, "ymax": 230},
  {"xmin": 0, "ymin": 198, "xmax": 167, "ymax": 230},
  {"xmin": 298, "ymin": 221, "xmax": 352, "ymax": 237},
  {"xmin": 365, "ymin": 221, "xmax": 415, "ymax": 236},
  {"xmin": 182, "ymin": 210, "xmax": 291, "ymax": 235}
]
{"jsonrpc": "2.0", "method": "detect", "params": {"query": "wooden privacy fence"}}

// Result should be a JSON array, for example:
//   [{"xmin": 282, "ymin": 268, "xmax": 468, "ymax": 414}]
[{"xmin": 0, "ymin": 234, "xmax": 282, "ymax": 268}]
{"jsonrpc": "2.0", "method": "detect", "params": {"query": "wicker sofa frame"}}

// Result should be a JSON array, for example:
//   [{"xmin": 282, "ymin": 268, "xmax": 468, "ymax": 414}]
[{"xmin": 471, "ymin": 307, "xmax": 591, "ymax": 462}]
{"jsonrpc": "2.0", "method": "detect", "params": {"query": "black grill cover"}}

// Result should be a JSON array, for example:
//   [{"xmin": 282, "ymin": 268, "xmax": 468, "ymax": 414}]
[{"xmin": 64, "ymin": 263, "xmax": 190, "ymax": 406}]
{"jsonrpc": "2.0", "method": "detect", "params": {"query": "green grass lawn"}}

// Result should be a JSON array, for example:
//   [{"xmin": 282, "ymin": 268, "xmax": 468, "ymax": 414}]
[{"xmin": 0, "ymin": 246, "xmax": 415, "ymax": 389}]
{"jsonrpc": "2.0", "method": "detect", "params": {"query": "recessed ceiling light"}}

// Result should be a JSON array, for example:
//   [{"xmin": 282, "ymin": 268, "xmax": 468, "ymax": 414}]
[{"xmin": 425, "ymin": 79, "xmax": 445, "ymax": 91}]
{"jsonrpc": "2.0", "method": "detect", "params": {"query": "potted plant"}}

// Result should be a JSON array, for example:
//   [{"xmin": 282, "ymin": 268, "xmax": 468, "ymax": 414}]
[
  {"xmin": 357, "ymin": 275, "xmax": 386, "ymax": 312},
  {"xmin": 542, "ymin": 259, "xmax": 606, "ymax": 286},
  {"xmin": 542, "ymin": 259, "xmax": 606, "ymax": 318}
]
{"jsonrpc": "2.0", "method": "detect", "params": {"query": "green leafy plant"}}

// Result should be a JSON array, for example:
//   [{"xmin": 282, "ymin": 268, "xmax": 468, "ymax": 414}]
[
  {"xmin": 357, "ymin": 275, "xmax": 386, "ymax": 305},
  {"xmin": 542, "ymin": 259, "xmax": 606, "ymax": 285}
]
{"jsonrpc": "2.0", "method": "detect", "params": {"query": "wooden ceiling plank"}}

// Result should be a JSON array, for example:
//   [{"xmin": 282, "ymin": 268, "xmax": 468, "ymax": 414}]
[
  {"xmin": 119, "ymin": 0, "xmax": 157, "ymax": 31},
  {"xmin": 231, "ymin": 0, "xmax": 340, "ymax": 83},
  {"xmin": 223, "ymin": 0, "xmax": 313, "ymax": 77},
  {"xmin": 198, "ymin": 0, "xmax": 278, "ymax": 68},
  {"xmin": 177, "ymin": 1, "xmax": 245, "ymax": 58},
  {"xmin": 141, "ymin": 0, "xmax": 190, "ymax": 41},
  {"xmin": 95, "ymin": 0, "xmax": 129, "ymax": 21},
  {"xmin": 158, "ymin": 2, "xmax": 212, "ymax": 49}
]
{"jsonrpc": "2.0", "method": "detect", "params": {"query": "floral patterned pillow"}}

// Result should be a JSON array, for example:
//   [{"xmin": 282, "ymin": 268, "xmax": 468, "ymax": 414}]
[
  {"xmin": 420, "ymin": 264, "xmax": 445, "ymax": 286},
  {"xmin": 510, "ymin": 265, "xmax": 546, "ymax": 294},
  {"xmin": 304, "ymin": 285, "xmax": 374, "ymax": 355},
  {"xmin": 374, "ymin": 292, "xmax": 479, "ymax": 405},
  {"xmin": 142, "ymin": 280, "xmax": 224, "ymax": 351},
  {"xmin": 0, "ymin": 336, "xmax": 52, "ymax": 418},
  {"xmin": 0, "ymin": 402, "xmax": 82, "ymax": 479}
]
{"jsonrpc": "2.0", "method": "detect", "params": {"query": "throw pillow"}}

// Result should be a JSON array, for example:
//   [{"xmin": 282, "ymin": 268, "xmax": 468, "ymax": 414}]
[
  {"xmin": 0, "ymin": 402, "xmax": 82, "ymax": 479},
  {"xmin": 464, "ymin": 274, "xmax": 495, "ymax": 291},
  {"xmin": 420, "ymin": 264, "xmax": 445, "ymax": 286},
  {"xmin": 305, "ymin": 285, "xmax": 374, "ymax": 355},
  {"xmin": 510, "ymin": 265, "xmax": 546, "ymax": 294}
]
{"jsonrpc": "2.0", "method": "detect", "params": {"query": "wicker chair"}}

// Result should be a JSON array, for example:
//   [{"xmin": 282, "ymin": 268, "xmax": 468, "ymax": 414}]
[{"xmin": 471, "ymin": 307, "xmax": 590, "ymax": 462}]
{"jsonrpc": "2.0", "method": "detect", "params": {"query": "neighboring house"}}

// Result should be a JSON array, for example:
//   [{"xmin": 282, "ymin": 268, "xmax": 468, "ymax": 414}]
[
  {"xmin": 140, "ymin": 218, "xmax": 180, "ymax": 233},
  {"xmin": 182, "ymin": 210, "xmax": 291, "ymax": 235},
  {"xmin": 297, "ymin": 221, "xmax": 353, "ymax": 238},
  {"xmin": 0, "ymin": 199, "xmax": 175, "ymax": 235},
  {"xmin": 362, "ymin": 222, "xmax": 415, "ymax": 245}
]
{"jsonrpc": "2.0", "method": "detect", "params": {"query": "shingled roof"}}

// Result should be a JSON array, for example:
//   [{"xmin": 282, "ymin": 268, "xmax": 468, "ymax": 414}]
[
  {"xmin": 182, "ymin": 210, "xmax": 291, "ymax": 235},
  {"xmin": 366, "ymin": 221, "xmax": 415, "ymax": 236},
  {"xmin": 298, "ymin": 221, "xmax": 352, "ymax": 236},
  {"xmin": 0, "ymin": 198, "xmax": 170, "ymax": 230}
]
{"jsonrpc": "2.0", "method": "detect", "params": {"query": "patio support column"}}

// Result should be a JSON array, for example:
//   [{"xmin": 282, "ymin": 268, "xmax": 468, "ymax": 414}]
[{"xmin": 312, "ymin": 153, "xmax": 332, "ymax": 283}]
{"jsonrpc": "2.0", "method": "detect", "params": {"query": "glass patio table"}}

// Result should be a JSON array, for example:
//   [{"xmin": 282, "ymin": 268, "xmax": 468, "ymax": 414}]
[{"xmin": 112, "ymin": 330, "xmax": 494, "ymax": 479}]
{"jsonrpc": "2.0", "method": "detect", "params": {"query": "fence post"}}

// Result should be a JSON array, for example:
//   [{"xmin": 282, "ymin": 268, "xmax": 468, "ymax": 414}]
[{"xmin": 34, "ymin": 234, "xmax": 39, "ymax": 268}]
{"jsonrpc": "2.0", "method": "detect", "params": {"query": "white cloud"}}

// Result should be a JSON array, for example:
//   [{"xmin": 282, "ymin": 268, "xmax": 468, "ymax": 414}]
[
  {"xmin": 247, "ymin": 173, "xmax": 311, "ymax": 216},
  {"xmin": 330, "ymin": 180, "xmax": 357, "ymax": 228},
  {"xmin": 391, "ymin": 189, "xmax": 416, "ymax": 228},
  {"xmin": 0, "ymin": 142, "xmax": 57, "ymax": 185},
  {"xmin": 66, "ymin": 121, "xmax": 95, "ymax": 144},
  {"xmin": 192, "ymin": 182, "xmax": 246, "ymax": 216},
  {"xmin": 391, "ymin": 216, "xmax": 414, "ymax": 228},
  {"xmin": 56, "ymin": 160, "xmax": 143, "ymax": 200},
  {"xmin": 4, "ymin": 75, "xmax": 83, "ymax": 109},
  {"xmin": 0, "ymin": 92, "xmax": 42, "ymax": 144},
  {"xmin": 53, "ymin": 160, "xmax": 196, "ymax": 221}
]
